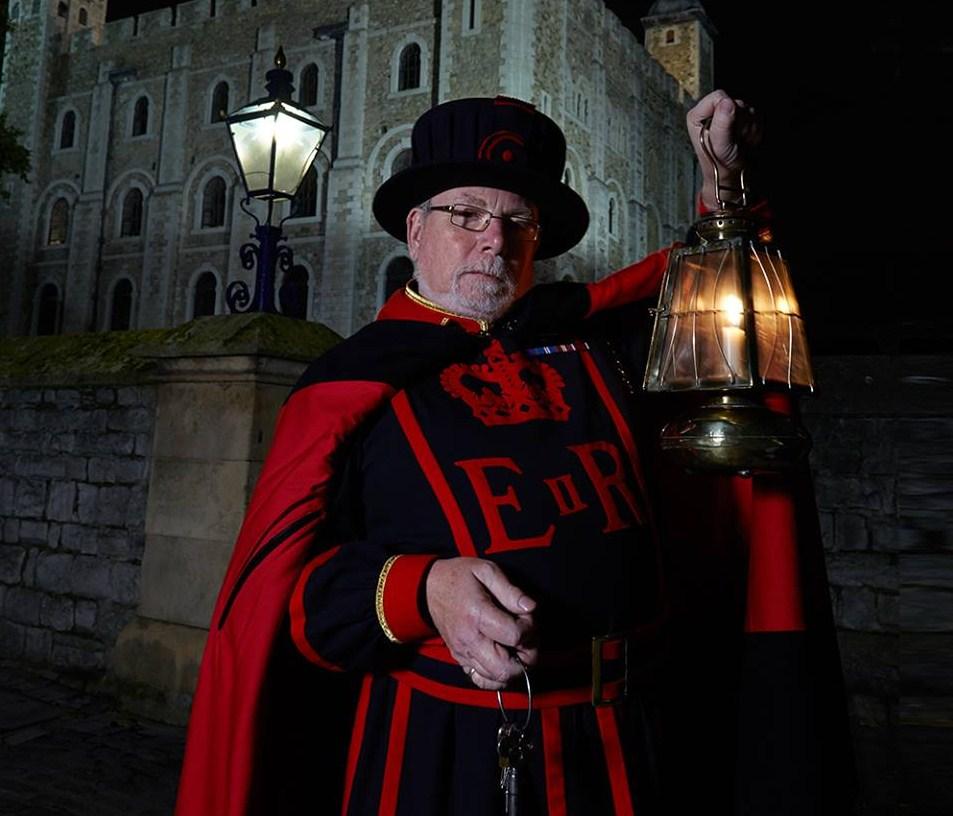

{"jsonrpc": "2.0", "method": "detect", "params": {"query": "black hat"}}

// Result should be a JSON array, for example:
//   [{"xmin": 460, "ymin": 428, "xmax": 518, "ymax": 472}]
[{"xmin": 373, "ymin": 96, "xmax": 589, "ymax": 259}]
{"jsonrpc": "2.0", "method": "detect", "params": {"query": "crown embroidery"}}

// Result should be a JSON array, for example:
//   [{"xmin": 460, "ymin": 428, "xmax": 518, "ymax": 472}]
[{"xmin": 440, "ymin": 340, "xmax": 570, "ymax": 426}]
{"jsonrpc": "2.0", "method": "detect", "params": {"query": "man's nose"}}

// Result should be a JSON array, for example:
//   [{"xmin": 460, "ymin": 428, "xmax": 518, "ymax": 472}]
[{"xmin": 479, "ymin": 215, "xmax": 508, "ymax": 253}]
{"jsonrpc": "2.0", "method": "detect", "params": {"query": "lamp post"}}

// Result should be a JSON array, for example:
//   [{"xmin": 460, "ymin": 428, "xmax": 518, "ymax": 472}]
[
  {"xmin": 642, "ymin": 121, "xmax": 814, "ymax": 474},
  {"xmin": 224, "ymin": 48, "xmax": 331, "ymax": 314}
]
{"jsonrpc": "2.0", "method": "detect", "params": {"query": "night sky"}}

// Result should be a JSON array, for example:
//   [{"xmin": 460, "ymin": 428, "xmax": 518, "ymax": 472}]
[{"xmin": 106, "ymin": 1, "xmax": 946, "ymax": 353}]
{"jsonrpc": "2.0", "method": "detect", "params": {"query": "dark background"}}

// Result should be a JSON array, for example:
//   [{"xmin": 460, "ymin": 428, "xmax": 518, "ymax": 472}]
[{"xmin": 108, "ymin": 0, "xmax": 949, "ymax": 353}]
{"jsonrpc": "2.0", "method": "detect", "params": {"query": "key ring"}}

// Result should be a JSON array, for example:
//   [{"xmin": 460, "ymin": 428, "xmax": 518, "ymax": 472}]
[{"xmin": 497, "ymin": 657, "xmax": 533, "ymax": 732}]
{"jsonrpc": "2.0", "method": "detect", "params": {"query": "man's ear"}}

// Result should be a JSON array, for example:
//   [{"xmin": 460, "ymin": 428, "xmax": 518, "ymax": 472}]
[{"xmin": 406, "ymin": 208, "xmax": 423, "ymax": 260}]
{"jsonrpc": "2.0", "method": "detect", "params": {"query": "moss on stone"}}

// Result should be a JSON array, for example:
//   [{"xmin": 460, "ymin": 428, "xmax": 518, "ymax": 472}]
[{"xmin": 0, "ymin": 314, "xmax": 342, "ymax": 387}]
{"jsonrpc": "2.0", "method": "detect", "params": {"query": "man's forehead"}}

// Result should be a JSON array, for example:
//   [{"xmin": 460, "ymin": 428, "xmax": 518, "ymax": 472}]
[{"xmin": 435, "ymin": 186, "xmax": 537, "ymax": 211}]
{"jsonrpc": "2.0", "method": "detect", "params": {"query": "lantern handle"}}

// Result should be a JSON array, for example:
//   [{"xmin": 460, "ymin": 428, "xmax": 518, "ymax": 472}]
[{"xmin": 699, "ymin": 118, "xmax": 748, "ymax": 210}]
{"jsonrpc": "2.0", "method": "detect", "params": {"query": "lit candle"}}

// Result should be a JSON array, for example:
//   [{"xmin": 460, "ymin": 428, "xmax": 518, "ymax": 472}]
[{"xmin": 720, "ymin": 294, "xmax": 746, "ymax": 376}]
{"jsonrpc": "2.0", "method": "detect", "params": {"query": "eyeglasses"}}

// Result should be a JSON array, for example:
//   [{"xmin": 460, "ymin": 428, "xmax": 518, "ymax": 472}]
[{"xmin": 427, "ymin": 203, "xmax": 541, "ymax": 241}]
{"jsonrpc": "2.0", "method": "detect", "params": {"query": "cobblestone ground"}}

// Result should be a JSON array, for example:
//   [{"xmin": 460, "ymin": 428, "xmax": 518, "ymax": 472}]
[{"xmin": 0, "ymin": 663, "xmax": 184, "ymax": 816}]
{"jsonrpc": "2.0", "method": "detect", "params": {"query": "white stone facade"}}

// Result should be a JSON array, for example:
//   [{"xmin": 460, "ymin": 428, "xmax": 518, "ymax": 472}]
[{"xmin": 0, "ymin": 0, "xmax": 711, "ymax": 337}]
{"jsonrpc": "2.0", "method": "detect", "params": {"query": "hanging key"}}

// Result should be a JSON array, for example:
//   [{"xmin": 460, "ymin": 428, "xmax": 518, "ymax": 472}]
[
  {"xmin": 496, "ymin": 659, "xmax": 534, "ymax": 816},
  {"xmin": 497, "ymin": 722, "xmax": 529, "ymax": 816}
]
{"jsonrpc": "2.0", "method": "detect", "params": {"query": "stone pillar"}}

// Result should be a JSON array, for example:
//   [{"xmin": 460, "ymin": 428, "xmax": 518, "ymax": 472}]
[{"xmin": 110, "ymin": 313, "xmax": 339, "ymax": 724}]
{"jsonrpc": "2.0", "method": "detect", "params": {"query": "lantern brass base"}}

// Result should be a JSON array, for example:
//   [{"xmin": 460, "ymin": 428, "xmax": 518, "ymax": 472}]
[{"xmin": 660, "ymin": 395, "xmax": 811, "ymax": 475}]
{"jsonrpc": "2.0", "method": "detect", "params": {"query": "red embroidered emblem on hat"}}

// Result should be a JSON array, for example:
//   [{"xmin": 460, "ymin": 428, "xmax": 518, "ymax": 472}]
[
  {"xmin": 477, "ymin": 131, "xmax": 526, "ymax": 163},
  {"xmin": 440, "ymin": 340, "xmax": 570, "ymax": 426}
]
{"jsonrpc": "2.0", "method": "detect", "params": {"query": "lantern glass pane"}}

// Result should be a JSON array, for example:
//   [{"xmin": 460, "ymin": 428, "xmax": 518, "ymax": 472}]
[
  {"xmin": 271, "ymin": 106, "xmax": 328, "ymax": 197},
  {"xmin": 645, "ymin": 242, "xmax": 755, "ymax": 390},
  {"xmin": 749, "ymin": 244, "xmax": 814, "ymax": 388},
  {"xmin": 228, "ymin": 101, "xmax": 279, "ymax": 195}
]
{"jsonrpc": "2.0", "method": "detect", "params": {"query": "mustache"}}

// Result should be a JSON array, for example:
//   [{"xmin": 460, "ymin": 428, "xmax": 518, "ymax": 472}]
[{"xmin": 452, "ymin": 256, "xmax": 510, "ymax": 281}]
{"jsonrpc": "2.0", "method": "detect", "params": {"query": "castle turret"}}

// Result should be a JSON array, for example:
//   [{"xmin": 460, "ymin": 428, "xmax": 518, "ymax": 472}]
[{"xmin": 641, "ymin": 0, "xmax": 715, "ymax": 100}]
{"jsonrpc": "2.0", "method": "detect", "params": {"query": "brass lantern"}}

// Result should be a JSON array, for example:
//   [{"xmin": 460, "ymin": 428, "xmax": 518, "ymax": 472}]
[
  {"xmin": 643, "ymin": 124, "xmax": 814, "ymax": 473},
  {"xmin": 225, "ymin": 48, "xmax": 330, "ymax": 201}
]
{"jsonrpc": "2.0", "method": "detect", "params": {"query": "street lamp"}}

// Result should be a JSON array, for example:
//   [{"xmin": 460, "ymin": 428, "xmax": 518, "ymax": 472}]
[
  {"xmin": 642, "ymin": 121, "xmax": 814, "ymax": 473},
  {"xmin": 224, "ymin": 47, "xmax": 331, "ymax": 313}
]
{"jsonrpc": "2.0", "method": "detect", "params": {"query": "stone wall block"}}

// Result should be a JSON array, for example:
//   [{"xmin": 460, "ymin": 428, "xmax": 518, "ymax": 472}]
[
  {"xmin": 24, "ymin": 626, "xmax": 53, "ymax": 664},
  {"xmin": 0, "ymin": 477, "xmax": 14, "ymax": 515},
  {"xmin": 46, "ymin": 480, "xmax": 77, "ymax": 522},
  {"xmin": 116, "ymin": 386, "xmax": 145, "ymax": 407},
  {"xmin": 837, "ymin": 630, "xmax": 899, "ymax": 696},
  {"xmin": 902, "ymin": 555, "xmax": 953, "ymax": 589},
  {"xmin": 107, "ymin": 406, "xmax": 153, "ymax": 433},
  {"xmin": 818, "ymin": 509, "xmax": 834, "ymax": 551},
  {"xmin": 35, "ymin": 552, "xmax": 75, "ymax": 593},
  {"xmin": 0, "ymin": 619, "xmax": 25, "ymax": 659},
  {"xmin": 134, "ymin": 432, "xmax": 153, "ymax": 457},
  {"xmin": 110, "ymin": 562, "xmax": 140, "ymax": 606},
  {"xmin": 900, "ymin": 587, "xmax": 953, "ymax": 632},
  {"xmin": 876, "ymin": 592, "xmax": 898, "ymax": 629},
  {"xmin": 18, "ymin": 520, "xmax": 50, "ymax": 545},
  {"xmin": 836, "ymin": 585, "xmax": 886, "ymax": 632},
  {"xmin": 896, "ymin": 518, "xmax": 952, "ymax": 552},
  {"xmin": 96, "ymin": 485, "xmax": 132, "ymax": 527},
  {"xmin": 2, "ymin": 519, "xmax": 19, "ymax": 543},
  {"xmin": 74, "ymin": 599, "xmax": 97, "ymax": 633},
  {"xmin": 0, "ymin": 545, "xmax": 26, "ymax": 583},
  {"xmin": 827, "ymin": 553, "xmax": 897, "ymax": 591},
  {"xmin": 833, "ymin": 512, "xmax": 871, "ymax": 551},
  {"xmin": 76, "ymin": 431, "xmax": 136, "ymax": 456},
  {"xmin": 21, "ymin": 547, "xmax": 38, "ymax": 586},
  {"xmin": 14, "ymin": 478, "xmax": 47, "ymax": 519},
  {"xmin": 95, "ymin": 387, "xmax": 116, "ymax": 406},
  {"xmin": 69, "ymin": 555, "xmax": 113, "ymax": 600},
  {"xmin": 50, "ymin": 389, "xmax": 82, "ymax": 408},
  {"xmin": 51, "ymin": 633, "xmax": 104, "ymax": 672},
  {"xmin": 901, "ymin": 633, "xmax": 953, "ymax": 694},
  {"xmin": 898, "ymin": 475, "xmax": 953, "ymax": 514},
  {"xmin": 60, "ymin": 524, "xmax": 98, "ymax": 554},
  {"xmin": 40, "ymin": 594, "xmax": 75, "ymax": 632},
  {"xmin": 14, "ymin": 453, "xmax": 67, "ymax": 479},
  {"xmin": 76, "ymin": 484, "xmax": 98, "ymax": 524},
  {"xmin": 4, "ymin": 586, "xmax": 42, "ymax": 625}
]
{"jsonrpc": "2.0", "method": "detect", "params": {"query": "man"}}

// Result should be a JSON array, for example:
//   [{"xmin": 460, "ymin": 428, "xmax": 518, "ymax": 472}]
[{"xmin": 175, "ymin": 91, "xmax": 780, "ymax": 815}]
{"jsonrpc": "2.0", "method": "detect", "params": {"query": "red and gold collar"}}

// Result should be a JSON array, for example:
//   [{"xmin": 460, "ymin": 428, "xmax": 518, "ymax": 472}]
[{"xmin": 376, "ymin": 284, "xmax": 490, "ymax": 335}]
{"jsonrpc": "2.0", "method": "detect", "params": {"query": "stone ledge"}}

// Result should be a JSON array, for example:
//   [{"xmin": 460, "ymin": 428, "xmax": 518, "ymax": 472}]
[{"xmin": 0, "ymin": 314, "xmax": 342, "ymax": 389}]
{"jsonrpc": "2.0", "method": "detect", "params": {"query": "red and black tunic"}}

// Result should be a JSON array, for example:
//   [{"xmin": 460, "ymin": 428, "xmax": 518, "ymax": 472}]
[{"xmin": 291, "ymin": 280, "xmax": 667, "ymax": 815}]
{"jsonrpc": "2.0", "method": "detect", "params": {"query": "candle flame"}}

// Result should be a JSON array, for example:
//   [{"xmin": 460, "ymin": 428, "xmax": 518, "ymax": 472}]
[{"xmin": 720, "ymin": 294, "xmax": 744, "ymax": 327}]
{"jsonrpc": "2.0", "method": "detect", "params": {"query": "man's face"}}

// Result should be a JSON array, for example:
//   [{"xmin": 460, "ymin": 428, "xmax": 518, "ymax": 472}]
[{"xmin": 406, "ymin": 186, "xmax": 539, "ymax": 322}]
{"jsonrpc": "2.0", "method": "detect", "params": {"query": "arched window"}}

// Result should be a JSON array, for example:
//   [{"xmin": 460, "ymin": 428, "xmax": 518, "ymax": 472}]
[
  {"xmin": 299, "ymin": 63, "xmax": 318, "ymax": 107},
  {"xmin": 201, "ymin": 177, "xmax": 227, "ymax": 228},
  {"xmin": 132, "ymin": 96, "xmax": 149, "ymax": 136},
  {"xmin": 563, "ymin": 166, "xmax": 573, "ymax": 187},
  {"xmin": 193, "ymin": 271, "xmax": 218, "ymax": 318},
  {"xmin": 79, "ymin": 7, "xmax": 88, "ymax": 25},
  {"xmin": 384, "ymin": 256, "xmax": 414, "ymax": 300},
  {"xmin": 48, "ymin": 198, "xmax": 69, "ymax": 245},
  {"xmin": 36, "ymin": 284, "xmax": 60, "ymax": 335},
  {"xmin": 59, "ymin": 111, "xmax": 76, "ymax": 149},
  {"xmin": 10, "ymin": 3, "xmax": 19, "ymax": 22},
  {"xmin": 390, "ymin": 149, "xmax": 412, "ymax": 177},
  {"xmin": 398, "ymin": 43, "xmax": 421, "ymax": 91},
  {"xmin": 210, "ymin": 81, "xmax": 229, "ymax": 123},
  {"xmin": 289, "ymin": 166, "xmax": 317, "ymax": 219},
  {"xmin": 608, "ymin": 197, "xmax": 616, "ymax": 235},
  {"xmin": 279, "ymin": 265, "xmax": 309, "ymax": 320},
  {"xmin": 109, "ymin": 279, "xmax": 133, "ymax": 330},
  {"xmin": 57, "ymin": 1, "xmax": 68, "ymax": 18},
  {"xmin": 120, "ymin": 188, "xmax": 143, "ymax": 237}
]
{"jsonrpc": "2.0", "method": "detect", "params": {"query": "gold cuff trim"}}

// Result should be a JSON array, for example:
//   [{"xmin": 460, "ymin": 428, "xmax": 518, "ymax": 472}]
[{"xmin": 376, "ymin": 555, "xmax": 402, "ymax": 643}]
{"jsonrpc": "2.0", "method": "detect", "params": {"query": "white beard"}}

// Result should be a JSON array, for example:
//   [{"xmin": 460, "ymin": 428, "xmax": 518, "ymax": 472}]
[{"xmin": 416, "ymin": 256, "xmax": 517, "ymax": 322}]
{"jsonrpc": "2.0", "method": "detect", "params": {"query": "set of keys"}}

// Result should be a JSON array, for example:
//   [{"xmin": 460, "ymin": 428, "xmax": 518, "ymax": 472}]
[{"xmin": 496, "ymin": 660, "xmax": 533, "ymax": 816}]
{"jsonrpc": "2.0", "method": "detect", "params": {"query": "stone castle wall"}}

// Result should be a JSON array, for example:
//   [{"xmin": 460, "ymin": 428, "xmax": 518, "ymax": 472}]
[
  {"xmin": 1, "ymin": 0, "xmax": 698, "ymax": 339},
  {"xmin": 0, "ymin": 382, "xmax": 155, "ymax": 675}
]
